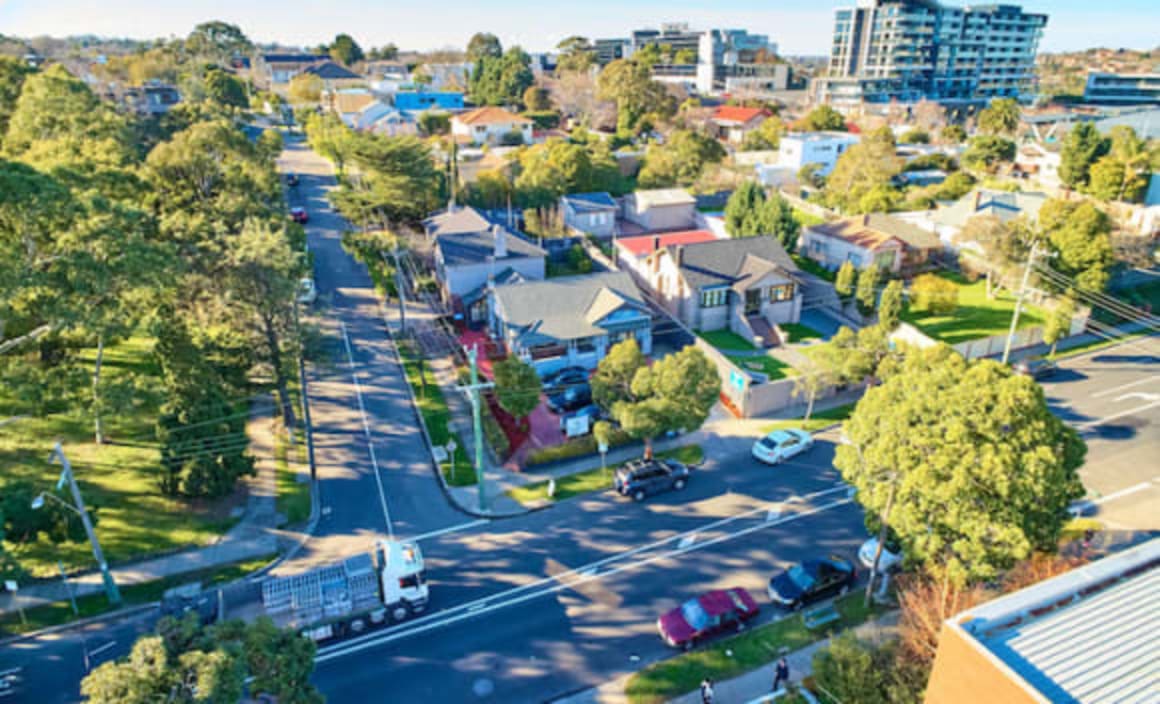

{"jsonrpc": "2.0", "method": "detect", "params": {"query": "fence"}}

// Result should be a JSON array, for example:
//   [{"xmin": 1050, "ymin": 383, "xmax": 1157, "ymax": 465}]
[{"xmin": 892, "ymin": 307, "xmax": 1090, "ymax": 361}]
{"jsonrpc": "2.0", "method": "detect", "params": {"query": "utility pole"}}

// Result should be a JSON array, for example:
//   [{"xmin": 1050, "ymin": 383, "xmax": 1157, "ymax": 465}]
[
  {"xmin": 458, "ymin": 346, "xmax": 494, "ymax": 513},
  {"xmin": 1002, "ymin": 240, "xmax": 1044, "ymax": 365},
  {"xmin": 51, "ymin": 443, "xmax": 121, "ymax": 606}
]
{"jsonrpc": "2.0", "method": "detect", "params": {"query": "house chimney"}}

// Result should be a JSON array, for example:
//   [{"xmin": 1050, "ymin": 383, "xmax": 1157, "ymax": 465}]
[
  {"xmin": 675, "ymin": 245, "xmax": 685, "ymax": 266},
  {"xmin": 493, "ymin": 224, "xmax": 507, "ymax": 259}
]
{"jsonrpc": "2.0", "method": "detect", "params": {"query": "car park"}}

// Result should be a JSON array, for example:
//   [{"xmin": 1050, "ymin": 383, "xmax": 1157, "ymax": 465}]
[
  {"xmin": 751, "ymin": 429, "xmax": 814, "ymax": 465},
  {"xmin": 858, "ymin": 536, "xmax": 903, "ymax": 572},
  {"xmin": 657, "ymin": 588, "xmax": 760, "ymax": 650},
  {"xmin": 546, "ymin": 384, "xmax": 592, "ymax": 414},
  {"xmin": 290, "ymin": 206, "xmax": 308, "ymax": 224},
  {"xmin": 1013, "ymin": 357, "xmax": 1058, "ymax": 379},
  {"xmin": 613, "ymin": 458, "xmax": 690, "ymax": 501},
  {"xmin": 767, "ymin": 556, "xmax": 856, "ymax": 610}
]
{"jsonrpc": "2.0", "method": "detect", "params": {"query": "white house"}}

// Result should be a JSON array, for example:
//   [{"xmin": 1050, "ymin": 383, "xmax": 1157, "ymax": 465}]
[
  {"xmin": 559, "ymin": 192, "xmax": 618, "ymax": 238},
  {"xmin": 801, "ymin": 214, "xmax": 942, "ymax": 275},
  {"xmin": 1013, "ymin": 143, "xmax": 1063, "ymax": 190},
  {"xmin": 776, "ymin": 131, "xmax": 861, "ymax": 177},
  {"xmin": 622, "ymin": 189, "xmax": 698, "ymax": 232},
  {"xmin": 451, "ymin": 106, "xmax": 533, "ymax": 146}
]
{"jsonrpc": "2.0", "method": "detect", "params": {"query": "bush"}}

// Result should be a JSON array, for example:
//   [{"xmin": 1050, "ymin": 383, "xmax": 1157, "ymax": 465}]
[
  {"xmin": 900, "ymin": 128, "xmax": 930, "ymax": 144},
  {"xmin": 482, "ymin": 405, "xmax": 511, "ymax": 459},
  {"xmin": 910, "ymin": 273, "xmax": 959, "ymax": 314},
  {"xmin": 523, "ymin": 111, "xmax": 560, "ymax": 130},
  {"xmin": 499, "ymin": 129, "xmax": 526, "ymax": 146},
  {"xmin": 525, "ymin": 428, "xmax": 632, "ymax": 466}
]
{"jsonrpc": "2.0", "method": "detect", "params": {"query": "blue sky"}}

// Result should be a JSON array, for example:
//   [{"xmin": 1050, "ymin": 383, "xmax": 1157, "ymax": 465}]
[{"xmin": 2, "ymin": 0, "xmax": 1157, "ymax": 55}]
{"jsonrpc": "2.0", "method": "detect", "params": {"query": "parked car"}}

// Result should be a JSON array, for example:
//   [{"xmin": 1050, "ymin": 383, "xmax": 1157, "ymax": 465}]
[
  {"xmin": 751, "ymin": 429, "xmax": 814, "ymax": 465},
  {"xmin": 1013, "ymin": 357, "xmax": 1058, "ymax": 379},
  {"xmin": 657, "ymin": 588, "xmax": 760, "ymax": 650},
  {"xmin": 767, "ymin": 556, "xmax": 856, "ymax": 610},
  {"xmin": 858, "ymin": 537, "xmax": 903, "ymax": 572},
  {"xmin": 286, "ymin": 172, "xmax": 299, "ymax": 187},
  {"xmin": 559, "ymin": 404, "xmax": 602, "ymax": 431},
  {"xmin": 541, "ymin": 366, "xmax": 588, "ymax": 394},
  {"xmin": 290, "ymin": 206, "xmax": 308, "ymax": 224},
  {"xmin": 296, "ymin": 277, "xmax": 318, "ymax": 304},
  {"xmin": 613, "ymin": 458, "xmax": 690, "ymax": 502},
  {"xmin": 546, "ymin": 384, "xmax": 592, "ymax": 414}
]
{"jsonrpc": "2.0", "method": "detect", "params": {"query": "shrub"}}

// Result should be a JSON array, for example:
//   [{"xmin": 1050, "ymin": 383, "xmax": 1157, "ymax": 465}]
[
  {"xmin": 523, "ymin": 111, "xmax": 560, "ymax": 130},
  {"xmin": 499, "ymin": 129, "xmax": 526, "ymax": 146},
  {"xmin": 910, "ymin": 273, "xmax": 958, "ymax": 314},
  {"xmin": 525, "ymin": 428, "xmax": 633, "ymax": 466}
]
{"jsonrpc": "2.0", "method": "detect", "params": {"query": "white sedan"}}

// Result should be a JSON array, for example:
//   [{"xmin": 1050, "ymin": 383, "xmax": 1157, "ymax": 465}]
[
  {"xmin": 858, "ymin": 537, "xmax": 903, "ymax": 572},
  {"xmin": 296, "ymin": 277, "xmax": 318, "ymax": 304},
  {"xmin": 751, "ymin": 429, "xmax": 814, "ymax": 465}
]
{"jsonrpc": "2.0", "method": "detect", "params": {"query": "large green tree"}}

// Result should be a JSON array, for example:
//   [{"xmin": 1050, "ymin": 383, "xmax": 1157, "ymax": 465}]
[
  {"xmin": 976, "ymin": 97, "xmax": 1020, "ymax": 137},
  {"xmin": 493, "ymin": 356, "xmax": 541, "ymax": 421},
  {"xmin": 835, "ymin": 345, "xmax": 1085, "ymax": 586},
  {"xmin": 184, "ymin": 21, "xmax": 252, "ymax": 63},
  {"xmin": 1058, "ymin": 122, "xmax": 1109, "ymax": 190},
  {"xmin": 596, "ymin": 59, "xmax": 674, "ymax": 135},
  {"xmin": 962, "ymin": 135, "xmax": 1016, "ymax": 173},
  {"xmin": 613, "ymin": 345, "xmax": 719, "ymax": 457},
  {"xmin": 637, "ymin": 129, "xmax": 724, "ymax": 188},
  {"xmin": 328, "ymin": 33, "xmax": 365, "ymax": 66},
  {"xmin": 0, "ymin": 55, "xmax": 31, "ymax": 145},
  {"xmin": 1039, "ymin": 199, "xmax": 1115, "ymax": 292},
  {"xmin": 330, "ymin": 131, "xmax": 443, "ymax": 226},
  {"xmin": 822, "ymin": 131, "xmax": 902, "ymax": 213},
  {"xmin": 591, "ymin": 337, "xmax": 647, "ymax": 410},
  {"xmin": 723, "ymin": 182, "xmax": 800, "ymax": 250},
  {"xmin": 470, "ymin": 47, "xmax": 534, "ymax": 106},
  {"xmin": 800, "ymin": 104, "xmax": 846, "ymax": 131}
]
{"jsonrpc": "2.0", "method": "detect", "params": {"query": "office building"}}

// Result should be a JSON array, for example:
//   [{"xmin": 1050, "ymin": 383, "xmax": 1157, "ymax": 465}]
[
  {"xmin": 1084, "ymin": 72, "xmax": 1160, "ymax": 106},
  {"xmin": 814, "ymin": 0, "xmax": 1047, "ymax": 106}
]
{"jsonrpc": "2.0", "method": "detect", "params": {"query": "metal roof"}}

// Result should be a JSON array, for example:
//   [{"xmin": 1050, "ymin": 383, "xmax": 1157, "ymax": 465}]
[
  {"xmin": 955, "ymin": 538, "xmax": 1160, "ymax": 704},
  {"xmin": 561, "ymin": 192, "xmax": 617, "ymax": 213}
]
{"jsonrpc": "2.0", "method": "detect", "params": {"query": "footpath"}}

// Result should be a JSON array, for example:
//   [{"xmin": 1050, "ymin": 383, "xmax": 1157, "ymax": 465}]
[
  {"xmin": 556, "ymin": 611, "xmax": 900, "ymax": 704},
  {"xmin": 0, "ymin": 397, "xmax": 312, "ymax": 617}
]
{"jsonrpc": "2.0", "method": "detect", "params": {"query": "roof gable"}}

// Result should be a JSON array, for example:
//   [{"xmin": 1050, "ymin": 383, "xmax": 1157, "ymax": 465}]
[{"xmin": 304, "ymin": 61, "xmax": 363, "ymax": 80}]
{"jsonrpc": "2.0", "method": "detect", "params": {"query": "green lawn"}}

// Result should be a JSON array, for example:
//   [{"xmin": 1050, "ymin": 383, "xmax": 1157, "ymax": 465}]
[
  {"xmin": 779, "ymin": 322, "xmax": 825, "ymax": 344},
  {"xmin": 699, "ymin": 330, "xmax": 758, "ymax": 352},
  {"xmin": 900, "ymin": 272, "xmax": 1046, "ymax": 345},
  {"xmin": 791, "ymin": 207, "xmax": 826, "ymax": 228},
  {"xmin": 761, "ymin": 403, "xmax": 855, "ymax": 434},
  {"xmin": 727, "ymin": 353, "xmax": 796, "ymax": 381},
  {"xmin": 0, "ymin": 553, "xmax": 276, "ymax": 637},
  {"xmin": 0, "ymin": 335, "xmax": 242, "ymax": 578},
  {"xmin": 625, "ymin": 593, "xmax": 888, "ymax": 704},
  {"xmin": 507, "ymin": 445, "xmax": 704, "ymax": 506},
  {"xmin": 274, "ymin": 428, "xmax": 312, "ymax": 526},
  {"xmin": 792, "ymin": 254, "xmax": 836, "ymax": 283},
  {"xmin": 396, "ymin": 341, "xmax": 474, "ymax": 486}
]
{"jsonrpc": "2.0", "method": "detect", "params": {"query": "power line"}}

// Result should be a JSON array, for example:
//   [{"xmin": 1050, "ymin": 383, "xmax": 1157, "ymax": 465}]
[{"xmin": 1031, "ymin": 265, "xmax": 1160, "ymax": 330}]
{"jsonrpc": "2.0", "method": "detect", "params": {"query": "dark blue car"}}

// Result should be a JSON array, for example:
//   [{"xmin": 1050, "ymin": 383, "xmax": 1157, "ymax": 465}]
[{"xmin": 767, "ymin": 556, "xmax": 856, "ymax": 610}]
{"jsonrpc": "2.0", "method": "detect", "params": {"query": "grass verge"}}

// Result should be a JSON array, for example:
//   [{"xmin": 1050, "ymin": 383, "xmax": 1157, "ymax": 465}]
[
  {"xmin": 780, "ymin": 322, "xmax": 825, "ymax": 344},
  {"xmin": 0, "ymin": 554, "xmax": 276, "ymax": 637},
  {"xmin": 900, "ymin": 271, "xmax": 1045, "ymax": 346},
  {"xmin": 507, "ymin": 444, "xmax": 704, "ymax": 506},
  {"xmin": 761, "ymin": 403, "xmax": 855, "ymax": 434},
  {"xmin": 274, "ymin": 428, "xmax": 311, "ymax": 526},
  {"xmin": 396, "ymin": 341, "xmax": 474, "ymax": 486},
  {"xmin": 699, "ymin": 330, "xmax": 758, "ymax": 352},
  {"xmin": 624, "ymin": 593, "xmax": 889, "ymax": 704}
]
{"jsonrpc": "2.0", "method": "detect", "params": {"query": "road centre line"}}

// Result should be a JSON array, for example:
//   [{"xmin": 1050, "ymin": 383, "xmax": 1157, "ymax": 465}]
[
  {"xmin": 410, "ymin": 519, "xmax": 490, "ymax": 543},
  {"xmin": 316, "ymin": 489, "xmax": 853, "ymax": 662},
  {"xmin": 88, "ymin": 640, "xmax": 117, "ymax": 657},
  {"xmin": 1092, "ymin": 375, "xmax": 1160, "ymax": 398},
  {"xmin": 1075, "ymin": 400, "xmax": 1160, "ymax": 431},
  {"xmin": 340, "ymin": 320, "xmax": 395, "ymax": 540}
]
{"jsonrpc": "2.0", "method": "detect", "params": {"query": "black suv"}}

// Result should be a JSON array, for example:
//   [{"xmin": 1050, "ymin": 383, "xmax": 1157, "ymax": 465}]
[
  {"xmin": 546, "ymin": 384, "xmax": 592, "ymax": 414},
  {"xmin": 614, "ymin": 459, "xmax": 691, "ymax": 502}
]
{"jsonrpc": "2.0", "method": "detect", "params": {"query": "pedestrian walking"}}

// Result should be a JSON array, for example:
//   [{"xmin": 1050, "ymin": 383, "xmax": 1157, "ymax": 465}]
[
  {"xmin": 772, "ymin": 656, "xmax": 790, "ymax": 692},
  {"xmin": 700, "ymin": 677, "xmax": 714, "ymax": 704}
]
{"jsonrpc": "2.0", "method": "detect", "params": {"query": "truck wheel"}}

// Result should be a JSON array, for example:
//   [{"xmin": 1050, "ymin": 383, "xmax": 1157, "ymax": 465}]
[{"xmin": 391, "ymin": 604, "xmax": 410, "ymax": 623}]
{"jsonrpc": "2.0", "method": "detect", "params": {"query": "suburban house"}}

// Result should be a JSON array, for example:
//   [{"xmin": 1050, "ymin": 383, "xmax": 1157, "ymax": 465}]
[
  {"xmin": 326, "ymin": 89, "xmax": 376, "ymax": 120},
  {"xmin": 622, "ymin": 188, "xmax": 698, "ymax": 232},
  {"xmin": 802, "ymin": 214, "xmax": 943, "ymax": 275},
  {"xmin": 1012, "ymin": 143, "xmax": 1062, "ymax": 189},
  {"xmin": 489, "ymin": 271, "xmax": 653, "ymax": 374},
  {"xmin": 776, "ymin": 131, "xmax": 861, "ymax": 177},
  {"xmin": 350, "ymin": 101, "xmax": 417, "ymax": 136},
  {"xmin": 614, "ymin": 230, "xmax": 719, "ymax": 281},
  {"xmin": 711, "ymin": 105, "xmax": 770, "ymax": 144},
  {"xmin": 559, "ymin": 192, "xmax": 618, "ymax": 238},
  {"xmin": 123, "ymin": 83, "xmax": 181, "ymax": 115},
  {"xmin": 451, "ymin": 107, "xmax": 533, "ymax": 146},
  {"xmin": 428, "ymin": 206, "xmax": 546, "ymax": 320},
  {"xmin": 257, "ymin": 53, "xmax": 327, "ymax": 86},
  {"xmin": 641, "ymin": 237, "xmax": 803, "ymax": 347},
  {"xmin": 302, "ymin": 61, "xmax": 366, "ymax": 92},
  {"xmin": 931, "ymin": 189, "xmax": 1049, "ymax": 251}
]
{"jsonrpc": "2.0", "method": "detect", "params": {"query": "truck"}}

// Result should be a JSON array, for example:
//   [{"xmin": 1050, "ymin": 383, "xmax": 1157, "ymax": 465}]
[{"xmin": 260, "ymin": 539, "xmax": 429, "ymax": 642}]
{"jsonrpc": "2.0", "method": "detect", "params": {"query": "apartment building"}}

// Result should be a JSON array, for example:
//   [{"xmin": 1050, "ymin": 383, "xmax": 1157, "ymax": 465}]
[
  {"xmin": 1084, "ymin": 72, "xmax": 1160, "ymax": 106},
  {"xmin": 814, "ymin": 0, "xmax": 1047, "ymax": 106}
]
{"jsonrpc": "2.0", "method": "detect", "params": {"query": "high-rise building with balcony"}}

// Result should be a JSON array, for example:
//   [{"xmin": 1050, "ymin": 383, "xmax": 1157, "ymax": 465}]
[{"xmin": 814, "ymin": 1, "xmax": 1047, "ymax": 106}]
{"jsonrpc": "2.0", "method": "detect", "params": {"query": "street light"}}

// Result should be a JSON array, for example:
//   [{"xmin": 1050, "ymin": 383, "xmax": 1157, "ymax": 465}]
[{"xmin": 33, "ymin": 443, "xmax": 121, "ymax": 606}]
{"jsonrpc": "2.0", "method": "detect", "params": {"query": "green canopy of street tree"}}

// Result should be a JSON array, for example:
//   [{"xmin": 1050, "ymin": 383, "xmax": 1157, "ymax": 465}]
[{"xmin": 493, "ymin": 356, "xmax": 541, "ymax": 420}]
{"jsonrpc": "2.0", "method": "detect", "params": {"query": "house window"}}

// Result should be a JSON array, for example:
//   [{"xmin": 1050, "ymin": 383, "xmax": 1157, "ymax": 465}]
[
  {"xmin": 576, "ymin": 338, "xmax": 597, "ymax": 353},
  {"xmin": 769, "ymin": 284, "xmax": 795, "ymax": 302},
  {"xmin": 700, "ymin": 288, "xmax": 728, "ymax": 308},
  {"xmin": 875, "ymin": 251, "xmax": 895, "ymax": 270}
]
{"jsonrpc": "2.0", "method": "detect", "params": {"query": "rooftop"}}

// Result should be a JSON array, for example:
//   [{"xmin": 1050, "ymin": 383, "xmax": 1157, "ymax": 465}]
[
  {"xmin": 810, "ymin": 213, "xmax": 942, "ymax": 251},
  {"xmin": 454, "ymin": 106, "xmax": 532, "ymax": 126},
  {"xmin": 428, "ymin": 207, "xmax": 546, "ymax": 267},
  {"xmin": 781, "ymin": 131, "xmax": 861, "ymax": 144},
  {"xmin": 615, "ymin": 230, "xmax": 719, "ymax": 258},
  {"xmin": 712, "ymin": 105, "xmax": 770, "ymax": 125},
  {"xmin": 561, "ymin": 192, "xmax": 618, "ymax": 213},
  {"xmin": 665, "ymin": 236, "xmax": 800, "ymax": 291},
  {"xmin": 934, "ymin": 189, "xmax": 1050, "ymax": 229},
  {"xmin": 949, "ymin": 538, "xmax": 1160, "ymax": 704},
  {"xmin": 493, "ymin": 271, "xmax": 649, "ymax": 345},
  {"xmin": 631, "ymin": 188, "xmax": 697, "ymax": 209},
  {"xmin": 303, "ymin": 61, "xmax": 363, "ymax": 81}
]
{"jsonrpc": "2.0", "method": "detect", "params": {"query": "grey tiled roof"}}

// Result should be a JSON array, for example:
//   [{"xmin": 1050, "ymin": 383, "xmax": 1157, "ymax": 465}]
[
  {"xmin": 934, "ymin": 189, "xmax": 1049, "ymax": 229},
  {"xmin": 562, "ymin": 192, "xmax": 617, "ymax": 213},
  {"xmin": 668, "ymin": 237, "xmax": 800, "ymax": 291},
  {"xmin": 303, "ymin": 61, "xmax": 363, "ymax": 80},
  {"xmin": 494, "ymin": 271, "xmax": 648, "ymax": 344},
  {"xmin": 430, "ymin": 207, "xmax": 546, "ymax": 267}
]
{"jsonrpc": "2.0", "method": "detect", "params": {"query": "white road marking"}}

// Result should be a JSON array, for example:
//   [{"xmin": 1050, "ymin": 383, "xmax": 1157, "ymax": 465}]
[
  {"xmin": 1075, "ymin": 400, "xmax": 1160, "ymax": 430},
  {"xmin": 1069, "ymin": 481, "xmax": 1155, "ymax": 515},
  {"xmin": 315, "ymin": 487, "xmax": 853, "ymax": 662},
  {"xmin": 410, "ymin": 519, "xmax": 489, "ymax": 543},
  {"xmin": 1092, "ymin": 375, "xmax": 1160, "ymax": 398},
  {"xmin": 679, "ymin": 534, "xmax": 697, "ymax": 548},
  {"xmin": 1113, "ymin": 392, "xmax": 1160, "ymax": 403},
  {"xmin": 340, "ymin": 320, "xmax": 395, "ymax": 539},
  {"xmin": 88, "ymin": 641, "xmax": 117, "ymax": 658}
]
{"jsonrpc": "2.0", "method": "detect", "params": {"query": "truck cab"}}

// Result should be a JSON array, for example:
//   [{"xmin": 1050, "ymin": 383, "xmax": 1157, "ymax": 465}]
[{"xmin": 376, "ymin": 539, "xmax": 428, "ymax": 620}]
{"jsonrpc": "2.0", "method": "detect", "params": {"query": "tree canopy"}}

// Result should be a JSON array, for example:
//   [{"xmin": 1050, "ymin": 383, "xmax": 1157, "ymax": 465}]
[
  {"xmin": 976, "ymin": 98, "xmax": 1020, "ymax": 137},
  {"xmin": 723, "ymin": 182, "xmax": 801, "ymax": 251},
  {"xmin": 637, "ymin": 129, "xmax": 724, "ymax": 188},
  {"xmin": 493, "ymin": 356, "xmax": 540, "ymax": 420},
  {"xmin": 1039, "ymin": 199, "xmax": 1115, "ymax": 292},
  {"xmin": 328, "ymin": 33, "xmax": 365, "ymax": 66},
  {"xmin": 800, "ymin": 104, "xmax": 846, "ymax": 131},
  {"xmin": 596, "ymin": 59, "xmax": 674, "ymax": 135}
]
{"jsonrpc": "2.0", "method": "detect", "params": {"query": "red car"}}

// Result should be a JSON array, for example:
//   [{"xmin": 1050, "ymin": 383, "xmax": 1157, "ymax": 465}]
[
  {"xmin": 290, "ymin": 206, "xmax": 308, "ymax": 224},
  {"xmin": 657, "ymin": 588, "xmax": 760, "ymax": 650}
]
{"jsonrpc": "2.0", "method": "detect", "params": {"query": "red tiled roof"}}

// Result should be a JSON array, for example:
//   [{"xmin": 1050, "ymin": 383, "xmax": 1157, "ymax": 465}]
[
  {"xmin": 712, "ymin": 105, "xmax": 769, "ymax": 124},
  {"xmin": 454, "ymin": 106, "xmax": 532, "ymax": 125},
  {"xmin": 615, "ymin": 230, "xmax": 719, "ymax": 257}
]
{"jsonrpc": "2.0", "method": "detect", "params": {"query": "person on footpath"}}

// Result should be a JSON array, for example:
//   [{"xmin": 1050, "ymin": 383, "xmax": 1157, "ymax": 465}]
[
  {"xmin": 772, "ymin": 656, "xmax": 790, "ymax": 692},
  {"xmin": 700, "ymin": 677, "xmax": 714, "ymax": 704}
]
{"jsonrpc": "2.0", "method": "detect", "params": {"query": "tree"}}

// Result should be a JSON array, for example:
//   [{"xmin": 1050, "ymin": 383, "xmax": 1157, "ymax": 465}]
[
  {"xmin": 613, "ymin": 346, "xmax": 719, "ymax": 458},
  {"xmin": 934, "ymin": 171, "xmax": 975, "ymax": 201},
  {"xmin": 596, "ymin": 58, "xmax": 674, "ymax": 135},
  {"xmin": 417, "ymin": 110, "xmax": 451, "ymax": 136},
  {"xmin": 470, "ymin": 47, "xmax": 534, "ymax": 107},
  {"xmin": 801, "ymin": 104, "xmax": 846, "ymax": 131},
  {"xmin": 203, "ymin": 68, "xmax": 248, "ymax": 110},
  {"xmin": 637, "ymin": 129, "xmax": 724, "ymax": 188},
  {"xmin": 556, "ymin": 36, "xmax": 594, "ymax": 74},
  {"xmin": 185, "ymin": 21, "xmax": 252, "ymax": 63},
  {"xmin": 977, "ymin": 97, "xmax": 1020, "ymax": 137},
  {"xmin": 522, "ymin": 85, "xmax": 551, "ymax": 111},
  {"xmin": 835, "ymin": 261, "xmax": 856, "ymax": 298},
  {"xmin": 591, "ymin": 338, "xmax": 646, "ymax": 410},
  {"xmin": 329, "ymin": 33, "xmax": 365, "ymax": 66},
  {"xmin": 812, "ymin": 633, "xmax": 928, "ymax": 704},
  {"xmin": 740, "ymin": 115, "xmax": 784, "ymax": 151},
  {"xmin": 493, "ymin": 356, "xmax": 540, "ymax": 421},
  {"xmin": 1059, "ymin": 122, "xmax": 1110, "ymax": 190},
  {"xmin": 1087, "ymin": 126, "xmax": 1154, "ymax": 202},
  {"xmin": 912, "ymin": 99, "xmax": 947, "ymax": 133},
  {"xmin": 724, "ymin": 181, "xmax": 766, "ymax": 237},
  {"xmin": 909, "ymin": 273, "xmax": 958, "ymax": 314},
  {"xmin": 900, "ymin": 128, "xmax": 930, "ymax": 144},
  {"xmin": 1039, "ymin": 199, "xmax": 1114, "ymax": 292},
  {"xmin": 855, "ymin": 263, "xmax": 881, "ymax": 315},
  {"xmin": 962, "ymin": 135, "xmax": 1016, "ymax": 173},
  {"xmin": 288, "ymin": 73, "xmax": 323, "ymax": 104},
  {"xmin": 331, "ymin": 131, "xmax": 443, "ymax": 225},
  {"xmin": 367, "ymin": 43, "xmax": 399, "ymax": 61},
  {"xmin": 823, "ymin": 132, "xmax": 902, "ymax": 213},
  {"xmin": 835, "ymin": 345, "xmax": 1086, "ymax": 586},
  {"xmin": 793, "ymin": 354, "xmax": 834, "ymax": 421},
  {"xmin": 466, "ymin": 33, "xmax": 503, "ymax": 63},
  {"xmin": 939, "ymin": 124, "xmax": 967, "ymax": 144},
  {"xmin": 1043, "ymin": 296, "xmax": 1076, "ymax": 357},
  {"xmin": 1087, "ymin": 155, "xmax": 1127, "ymax": 201},
  {"xmin": 958, "ymin": 214, "xmax": 1034, "ymax": 295},
  {"xmin": 878, "ymin": 279, "xmax": 903, "ymax": 330},
  {"xmin": 0, "ymin": 55, "xmax": 31, "ymax": 143},
  {"xmin": 674, "ymin": 48, "xmax": 697, "ymax": 65}
]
